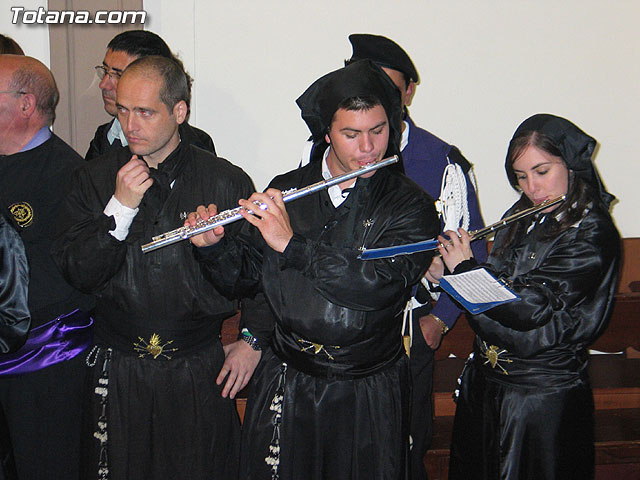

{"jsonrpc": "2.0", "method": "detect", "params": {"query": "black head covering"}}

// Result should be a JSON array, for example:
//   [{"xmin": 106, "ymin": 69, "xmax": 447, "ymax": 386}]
[
  {"xmin": 506, "ymin": 113, "xmax": 615, "ymax": 207},
  {"xmin": 347, "ymin": 34, "xmax": 419, "ymax": 84},
  {"xmin": 296, "ymin": 59, "xmax": 404, "ymax": 164}
]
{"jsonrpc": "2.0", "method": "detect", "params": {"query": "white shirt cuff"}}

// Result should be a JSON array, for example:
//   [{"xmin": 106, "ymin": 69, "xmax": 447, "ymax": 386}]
[{"xmin": 104, "ymin": 195, "xmax": 138, "ymax": 241}]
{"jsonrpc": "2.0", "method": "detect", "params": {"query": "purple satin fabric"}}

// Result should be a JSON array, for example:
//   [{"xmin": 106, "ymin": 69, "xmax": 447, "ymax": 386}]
[{"xmin": 0, "ymin": 310, "xmax": 93, "ymax": 376}]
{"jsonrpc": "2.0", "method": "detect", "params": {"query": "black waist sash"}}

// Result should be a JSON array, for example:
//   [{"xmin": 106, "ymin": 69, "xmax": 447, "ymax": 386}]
[
  {"xmin": 94, "ymin": 304, "xmax": 235, "ymax": 359},
  {"xmin": 271, "ymin": 320, "xmax": 404, "ymax": 380},
  {"xmin": 471, "ymin": 337, "xmax": 589, "ymax": 388}
]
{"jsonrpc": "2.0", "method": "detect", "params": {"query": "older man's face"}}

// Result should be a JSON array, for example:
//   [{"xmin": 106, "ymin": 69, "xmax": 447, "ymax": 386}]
[
  {"xmin": 0, "ymin": 57, "xmax": 25, "ymax": 155},
  {"xmin": 98, "ymin": 48, "xmax": 138, "ymax": 116}
]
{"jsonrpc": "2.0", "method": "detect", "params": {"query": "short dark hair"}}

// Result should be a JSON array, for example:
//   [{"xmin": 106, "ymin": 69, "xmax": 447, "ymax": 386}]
[
  {"xmin": 124, "ymin": 55, "xmax": 189, "ymax": 112},
  {"xmin": 0, "ymin": 34, "xmax": 24, "ymax": 55},
  {"xmin": 10, "ymin": 64, "xmax": 59, "ymax": 125},
  {"xmin": 335, "ymin": 95, "xmax": 382, "ymax": 114},
  {"xmin": 107, "ymin": 30, "xmax": 172, "ymax": 59},
  {"xmin": 108, "ymin": 30, "xmax": 193, "ymax": 111},
  {"xmin": 329, "ymin": 95, "xmax": 384, "ymax": 132}
]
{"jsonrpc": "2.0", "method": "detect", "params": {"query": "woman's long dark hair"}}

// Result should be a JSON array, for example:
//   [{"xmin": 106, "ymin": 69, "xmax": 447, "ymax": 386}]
[{"xmin": 494, "ymin": 131, "xmax": 595, "ymax": 258}]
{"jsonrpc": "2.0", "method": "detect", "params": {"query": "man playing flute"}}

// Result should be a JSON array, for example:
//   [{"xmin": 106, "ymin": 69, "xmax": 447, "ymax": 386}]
[{"xmin": 189, "ymin": 59, "xmax": 440, "ymax": 480}]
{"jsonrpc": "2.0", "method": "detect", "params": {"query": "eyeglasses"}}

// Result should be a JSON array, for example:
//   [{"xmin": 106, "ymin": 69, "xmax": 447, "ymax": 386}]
[
  {"xmin": 0, "ymin": 90, "xmax": 27, "ymax": 95},
  {"xmin": 95, "ymin": 65, "xmax": 122, "ymax": 81}
]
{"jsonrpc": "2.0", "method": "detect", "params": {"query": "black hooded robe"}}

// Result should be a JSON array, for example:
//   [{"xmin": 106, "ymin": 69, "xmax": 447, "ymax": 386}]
[
  {"xmin": 199, "ymin": 160, "xmax": 439, "ymax": 480},
  {"xmin": 53, "ymin": 143, "xmax": 254, "ymax": 480}
]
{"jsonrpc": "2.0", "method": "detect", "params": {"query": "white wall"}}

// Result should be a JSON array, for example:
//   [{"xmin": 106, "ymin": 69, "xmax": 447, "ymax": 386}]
[
  {"xmin": 1, "ymin": 1, "xmax": 50, "ymax": 65},
  {"xmin": 3, "ymin": 1, "xmax": 638, "ymax": 236},
  {"xmin": 145, "ymin": 0, "xmax": 639, "ymax": 237}
]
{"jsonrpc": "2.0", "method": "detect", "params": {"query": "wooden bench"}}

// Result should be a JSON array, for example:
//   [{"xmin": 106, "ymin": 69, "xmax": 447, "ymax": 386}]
[{"xmin": 426, "ymin": 237, "xmax": 640, "ymax": 480}]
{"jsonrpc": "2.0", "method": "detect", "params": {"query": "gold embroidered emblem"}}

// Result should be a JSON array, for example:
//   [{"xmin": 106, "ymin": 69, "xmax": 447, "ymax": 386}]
[
  {"xmin": 297, "ymin": 339, "xmax": 340, "ymax": 360},
  {"xmin": 133, "ymin": 333, "xmax": 178, "ymax": 359},
  {"xmin": 362, "ymin": 219, "xmax": 374, "ymax": 228},
  {"xmin": 481, "ymin": 343, "xmax": 512, "ymax": 375},
  {"xmin": 9, "ymin": 202, "xmax": 34, "ymax": 228}
]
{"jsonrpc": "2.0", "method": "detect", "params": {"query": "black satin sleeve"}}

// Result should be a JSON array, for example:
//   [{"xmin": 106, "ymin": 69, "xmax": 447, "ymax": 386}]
[
  {"xmin": 469, "ymin": 210, "xmax": 620, "ymax": 358},
  {"xmin": 0, "ymin": 215, "xmax": 30, "ymax": 353},
  {"xmin": 52, "ymin": 166, "xmax": 128, "ymax": 294},
  {"xmin": 195, "ymin": 223, "xmax": 276, "ymax": 346},
  {"xmin": 195, "ymin": 219, "xmax": 265, "ymax": 299},
  {"xmin": 280, "ymin": 220, "xmax": 436, "ymax": 312}
]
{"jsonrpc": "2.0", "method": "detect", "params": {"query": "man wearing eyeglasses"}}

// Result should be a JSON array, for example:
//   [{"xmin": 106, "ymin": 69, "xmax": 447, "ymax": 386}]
[
  {"xmin": 0, "ymin": 54, "xmax": 94, "ymax": 480},
  {"xmin": 86, "ymin": 29, "xmax": 216, "ymax": 160}
]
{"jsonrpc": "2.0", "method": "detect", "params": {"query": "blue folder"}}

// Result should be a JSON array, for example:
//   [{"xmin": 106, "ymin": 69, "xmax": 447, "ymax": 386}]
[{"xmin": 358, "ymin": 239, "xmax": 440, "ymax": 260}]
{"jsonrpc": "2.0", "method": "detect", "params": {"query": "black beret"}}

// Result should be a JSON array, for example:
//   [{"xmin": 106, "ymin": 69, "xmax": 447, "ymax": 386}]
[{"xmin": 348, "ymin": 33, "xmax": 419, "ymax": 84}]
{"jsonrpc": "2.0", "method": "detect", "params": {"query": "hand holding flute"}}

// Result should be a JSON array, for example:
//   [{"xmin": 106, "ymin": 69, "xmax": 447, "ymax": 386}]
[
  {"xmin": 237, "ymin": 189, "xmax": 293, "ymax": 253},
  {"xmin": 423, "ymin": 228, "xmax": 472, "ymax": 284},
  {"xmin": 185, "ymin": 204, "xmax": 226, "ymax": 248},
  {"xmin": 186, "ymin": 189, "xmax": 295, "ymax": 253},
  {"xmin": 434, "ymin": 228, "xmax": 474, "ymax": 279},
  {"xmin": 424, "ymin": 194, "xmax": 567, "ymax": 283}
]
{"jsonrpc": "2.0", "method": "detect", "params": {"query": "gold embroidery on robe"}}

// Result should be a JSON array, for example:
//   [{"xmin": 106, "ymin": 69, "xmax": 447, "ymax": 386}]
[
  {"xmin": 480, "ymin": 342, "xmax": 513, "ymax": 375},
  {"xmin": 133, "ymin": 333, "xmax": 178, "ymax": 360},
  {"xmin": 297, "ymin": 338, "xmax": 341, "ymax": 360}
]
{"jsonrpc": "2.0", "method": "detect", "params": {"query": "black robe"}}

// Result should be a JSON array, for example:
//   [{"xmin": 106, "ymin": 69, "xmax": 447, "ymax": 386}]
[
  {"xmin": 449, "ymin": 203, "xmax": 620, "ymax": 480},
  {"xmin": 199, "ymin": 160, "xmax": 440, "ymax": 480},
  {"xmin": 0, "ymin": 214, "xmax": 29, "ymax": 354},
  {"xmin": 53, "ymin": 143, "xmax": 255, "ymax": 479},
  {"xmin": 84, "ymin": 118, "xmax": 216, "ymax": 160},
  {"xmin": 0, "ymin": 134, "xmax": 93, "ymax": 325},
  {"xmin": 0, "ymin": 134, "xmax": 94, "ymax": 480},
  {"xmin": 0, "ymin": 214, "xmax": 29, "ymax": 480}
]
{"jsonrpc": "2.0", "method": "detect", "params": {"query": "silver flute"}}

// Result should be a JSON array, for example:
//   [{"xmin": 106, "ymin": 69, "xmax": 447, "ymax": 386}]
[
  {"xmin": 359, "ymin": 194, "xmax": 567, "ymax": 260},
  {"xmin": 467, "ymin": 194, "xmax": 566, "ymax": 241},
  {"xmin": 141, "ymin": 155, "xmax": 399, "ymax": 253}
]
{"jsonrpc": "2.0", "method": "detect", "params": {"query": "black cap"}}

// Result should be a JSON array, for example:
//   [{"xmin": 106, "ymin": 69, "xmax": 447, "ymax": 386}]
[
  {"xmin": 347, "ymin": 33, "xmax": 419, "ymax": 84},
  {"xmin": 295, "ymin": 59, "xmax": 403, "ymax": 161}
]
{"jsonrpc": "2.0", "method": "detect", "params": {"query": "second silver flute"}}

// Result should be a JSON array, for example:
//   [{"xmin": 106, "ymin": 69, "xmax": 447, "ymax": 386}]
[
  {"xmin": 358, "ymin": 194, "xmax": 566, "ymax": 259},
  {"xmin": 141, "ymin": 155, "xmax": 399, "ymax": 253}
]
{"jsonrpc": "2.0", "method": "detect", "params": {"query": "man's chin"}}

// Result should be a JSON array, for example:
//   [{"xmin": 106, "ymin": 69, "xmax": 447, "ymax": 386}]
[
  {"xmin": 127, "ymin": 143, "xmax": 148, "ymax": 157},
  {"xmin": 102, "ymin": 100, "xmax": 117, "ymax": 116}
]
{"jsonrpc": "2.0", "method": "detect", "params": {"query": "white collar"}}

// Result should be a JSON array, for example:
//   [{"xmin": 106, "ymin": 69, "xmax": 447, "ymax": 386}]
[
  {"xmin": 400, "ymin": 119, "xmax": 410, "ymax": 151},
  {"xmin": 107, "ymin": 118, "xmax": 128, "ymax": 146},
  {"xmin": 322, "ymin": 148, "xmax": 353, "ymax": 208}
]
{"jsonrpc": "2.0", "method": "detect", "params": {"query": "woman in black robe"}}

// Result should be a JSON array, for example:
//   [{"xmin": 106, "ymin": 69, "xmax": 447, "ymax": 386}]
[{"xmin": 428, "ymin": 114, "xmax": 620, "ymax": 480}]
